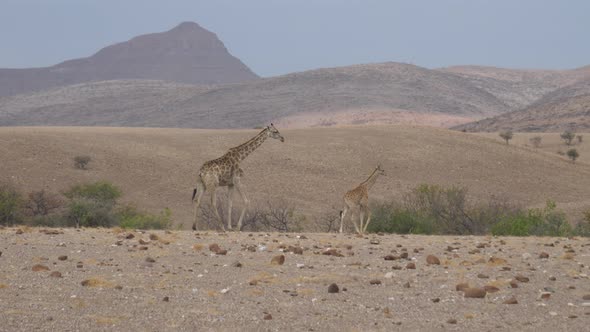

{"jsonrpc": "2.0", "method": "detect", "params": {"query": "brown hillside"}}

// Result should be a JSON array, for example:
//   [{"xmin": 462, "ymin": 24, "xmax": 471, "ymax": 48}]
[
  {"xmin": 0, "ymin": 63, "xmax": 510, "ymax": 128},
  {"xmin": 1, "ymin": 126, "xmax": 589, "ymax": 227},
  {"xmin": 439, "ymin": 65, "xmax": 590, "ymax": 110},
  {"xmin": 454, "ymin": 79, "xmax": 590, "ymax": 132},
  {"xmin": 0, "ymin": 22, "xmax": 258, "ymax": 97}
]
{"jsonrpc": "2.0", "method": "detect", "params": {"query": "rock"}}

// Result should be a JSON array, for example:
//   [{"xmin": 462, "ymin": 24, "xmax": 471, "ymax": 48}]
[
  {"xmin": 232, "ymin": 261, "xmax": 242, "ymax": 268},
  {"xmin": 447, "ymin": 318, "xmax": 457, "ymax": 324},
  {"xmin": 539, "ymin": 252, "xmax": 549, "ymax": 259},
  {"xmin": 139, "ymin": 239, "xmax": 150, "ymax": 245},
  {"xmin": 426, "ymin": 255, "xmax": 440, "ymax": 265},
  {"xmin": 487, "ymin": 257, "xmax": 507, "ymax": 266},
  {"xmin": 216, "ymin": 249, "xmax": 227, "ymax": 255},
  {"xmin": 392, "ymin": 265, "xmax": 402, "ymax": 270},
  {"xmin": 514, "ymin": 275, "xmax": 529, "ymax": 282},
  {"xmin": 539, "ymin": 292, "xmax": 551, "ymax": 300},
  {"xmin": 583, "ymin": 295, "xmax": 590, "ymax": 300},
  {"xmin": 15, "ymin": 229, "xmax": 24, "ymax": 235},
  {"xmin": 249, "ymin": 280, "xmax": 258, "ymax": 286},
  {"xmin": 369, "ymin": 279, "xmax": 382, "ymax": 285},
  {"xmin": 296, "ymin": 263, "xmax": 305, "ymax": 269},
  {"xmin": 49, "ymin": 271, "xmax": 62, "ymax": 278},
  {"xmin": 406, "ymin": 262, "xmax": 416, "ymax": 269},
  {"xmin": 125, "ymin": 233, "xmax": 135, "ymax": 239},
  {"xmin": 58, "ymin": 255, "xmax": 67, "ymax": 261},
  {"xmin": 400, "ymin": 252, "xmax": 409, "ymax": 259},
  {"xmin": 289, "ymin": 246, "xmax": 304, "ymax": 255},
  {"xmin": 477, "ymin": 273, "xmax": 489, "ymax": 279},
  {"xmin": 503, "ymin": 297, "xmax": 518, "ymax": 304},
  {"xmin": 149, "ymin": 234, "xmax": 159, "ymax": 241},
  {"xmin": 328, "ymin": 283, "xmax": 339, "ymax": 293},
  {"xmin": 322, "ymin": 248, "xmax": 344, "ymax": 257},
  {"xmin": 509, "ymin": 280, "xmax": 518, "ymax": 288},
  {"xmin": 76, "ymin": 262, "xmax": 83, "ymax": 268},
  {"xmin": 521, "ymin": 253, "xmax": 532, "ymax": 260},
  {"xmin": 568, "ymin": 315, "xmax": 577, "ymax": 319},
  {"xmin": 145, "ymin": 257, "xmax": 156, "ymax": 263},
  {"xmin": 456, "ymin": 282, "xmax": 470, "ymax": 292},
  {"xmin": 483, "ymin": 285, "xmax": 499, "ymax": 293},
  {"xmin": 384, "ymin": 255, "xmax": 397, "ymax": 261},
  {"xmin": 463, "ymin": 288, "xmax": 486, "ymax": 298},
  {"xmin": 549, "ymin": 276, "xmax": 556, "ymax": 281},
  {"xmin": 32, "ymin": 264, "xmax": 50, "ymax": 272},
  {"xmin": 271, "ymin": 255, "xmax": 285, "ymax": 265},
  {"xmin": 384, "ymin": 272, "xmax": 394, "ymax": 279},
  {"xmin": 263, "ymin": 313, "xmax": 273, "ymax": 320},
  {"xmin": 431, "ymin": 298, "xmax": 440, "ymax": 303},
  {"xmin": 163, "ymin": 296, "xmax": 169, "ymax": 302},
  {"xmin": 403, "ymin": 281, "xmax": 411, "ymax": 288},
  {"xmin": 370, "ymin": 239, "xmax": 380, "ymax": 245},
  {"xmin": 209, "ymin": 243, "xmax": 221, "ymax": 253}
]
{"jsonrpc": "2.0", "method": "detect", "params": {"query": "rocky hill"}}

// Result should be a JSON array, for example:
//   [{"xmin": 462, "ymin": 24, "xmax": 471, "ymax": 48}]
[{"xmin": 0, "ymin": 22, "xmax": 258, "ymax": 97}]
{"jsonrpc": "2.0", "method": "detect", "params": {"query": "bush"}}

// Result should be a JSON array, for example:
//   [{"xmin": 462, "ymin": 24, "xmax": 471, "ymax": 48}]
[
  {"xmin": 0, "ymin": 183, "xmax": 23, "ymax": 225},
  {"xmin": 117, "ymin": 205, "xmax": 172, "ymax": 230},
  {"xmin": 529, "ymin": 136, "xmax": 542, "ymax": 148},
  {"xmin": 499, "ymin": 130, "xmax": 513, "ymax": 144},
  {"xmin": 566, "ymin": 148, "xmax": 579, "ymax": 163},
  {"xmin": 65, "ymin": 198, "xmax": 118, "ymax": 228},
  {"xmin": 74, "ymin": 155, "xmax": 91, "ymax": 169},
  {"xmin": 491, "ymin": 201, "xmax": 571, "ymax": 237},
  {"xmin": 561, "ymin": 130, "xmax": 576, "ymax": 145},
  {"xmin": 24, "ymin": 190, "xmax": 62, "ymax": 216},
  {"xmin": 366, "ymin": 202, "xmax": 434, "ymax": 234},
  {"xmin": 64, "ymin": 181, "xmax": 121, "ymax": 204}
]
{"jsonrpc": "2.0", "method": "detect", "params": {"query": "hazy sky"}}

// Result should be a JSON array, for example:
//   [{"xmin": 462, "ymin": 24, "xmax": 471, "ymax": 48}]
[{"xmin": 1, "ymin": 0, "xmax": 589, "ymax": 77}]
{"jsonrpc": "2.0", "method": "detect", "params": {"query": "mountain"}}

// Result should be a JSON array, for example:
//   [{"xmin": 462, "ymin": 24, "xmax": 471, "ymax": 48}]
[
  {"xmin": 0, "ymin": 22, "xmax": 258, "ymax": 97},
  {"xmin": 454, "ymin": 78, "xmax": 590, "ymax": 132},
  {"xmin": 0, "ymin": 62, "xmax": 512, "ymax": 128}
]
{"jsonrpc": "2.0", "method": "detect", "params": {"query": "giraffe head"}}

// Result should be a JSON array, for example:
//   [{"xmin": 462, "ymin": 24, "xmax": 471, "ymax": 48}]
[
  {"xmin": 267, "ymin": 123, "xmax": 285, "ymax": 142},
  {"xmin": 376, "ymin": 164, "xmax": 386, "ymax": 176}
]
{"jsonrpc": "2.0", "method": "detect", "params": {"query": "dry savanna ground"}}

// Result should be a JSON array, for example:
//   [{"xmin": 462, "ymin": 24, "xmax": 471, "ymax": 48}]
[
  {"xmin": 0, "ymin": 227, "xmax": 588, "ymax": 331},
  {"xmin": 1, "ymin": 126, "xmax": 590, "ymax": 228}
]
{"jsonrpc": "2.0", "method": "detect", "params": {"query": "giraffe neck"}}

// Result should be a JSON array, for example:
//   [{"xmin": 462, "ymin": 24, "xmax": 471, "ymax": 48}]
[
  {"xmin": 361, "ymin": 168, "xmax": 380, "ymax": 190},
  {"xmin": 229, "ymin": 128, "xmax": 269, "ymax": 162}
]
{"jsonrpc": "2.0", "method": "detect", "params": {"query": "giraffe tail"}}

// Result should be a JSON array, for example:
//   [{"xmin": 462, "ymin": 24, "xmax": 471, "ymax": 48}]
[
  {"xmin": 192, "ymin": 188, "xmax": 197, "ymax": 201},
  {"xmin": 339, "ymin": 210, "xmax": 343, "ymax": 218}
]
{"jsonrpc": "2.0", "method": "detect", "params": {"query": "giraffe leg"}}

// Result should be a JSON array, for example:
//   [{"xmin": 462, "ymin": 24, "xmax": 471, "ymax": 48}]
[
  {"xmin": 363, "ymin": 207, "xmax": 372, "ymax": 233},
  {"xmin": 359, "ymin": 208, "xmax": 365, "ymax": 234},
  {"xmin": 235, "ymin": 180, "xmax": 249, "ymax": 231},
  {"xmin": 192, "ymin": 182, "xmax": 205, "ymax": 231},
  {"xmin": 211, "ymin": 189, "xmax": 225, "ymax": 232},
  {"xmin": 339, "ymin": 207, "xmax": 348, "ymax": 233},
  {"xmin": 350, "ymin": 209, "xmax": 361, "ymax": 234},
  {"xmin": 227, "ymin": 185, "xmax": 234, "ymax": 230}
]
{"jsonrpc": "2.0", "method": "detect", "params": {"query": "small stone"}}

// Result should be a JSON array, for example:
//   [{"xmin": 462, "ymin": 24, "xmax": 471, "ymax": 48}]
[
  {"xmin": 503, "ymin": 297, "xmax": 518, "ymax": 304},
  {"xmin": 49, "ymin": 271, "xmax": 62, "ymax": 278},
  {"xmin": 328, "ymin": 283, "xmax": 339, "ymax": 293},
  {"xmin": 125, "ymin": 233, "xmax": 135, "ymax": 239},
  {"xmin": 322, "ymin": 248, "xmax": 344, "ymax": 257},
  {"xmin": 163, "ymin": 296, "xmax": 169, "ymax": 302},
  {"xmin": 271, "ymin": 255, "xmax": 285, "ymax": 265},
  {"xmin": 539, "ymin": 252, "xmax": 549, "ymax": 259},
  {"xmin": 403, "ymin": 281, "xmax": 411, "ymax": 288},
  {"xmin": 400, "ymin": 252, "xmax": 409, "ymax": 259},
  {"xmin": 139, "ymin": 239, "xmax": 150, "ymax": 245},
  {"xmin": 149, "ymin": 234, "xmax": 159, "ymax": 241},
  {"xmin": 456, "ymin": 283, "xmax": 470, "ymax": 292},
  {"xmin": 483, "ymin": 285, "xmax": 499, "ymax": 293},
  {"xmin": 582, "ymin": 295, "xmax": 590, "ymax": 300},
  {"xmin": 384, "ymin": 255, "xmax": 397, "ymax": 261},
  {"xmin": 249, "ymin": 280, "xmax": 258, "ymax": 286},
  {"xmin": 447, "ymin": 318, "xmax": 457, "ymax": 324},
  {"xmin": 540, "ymin": 292, "xmax": 551, "ymax": 300},
  {"xmin": 145, "ymin": 257, "xmax": 156, "ymax": 263},
  {"xmin": 568, "ymin": 315, "xmax": 577, "ymax": 319},
  {"xmin": 263, "ymin": 313, "xmax": 273, "ymax": 320},
  {"xmin": 521, "ymin": 253, "xmax": 532, "ymax": 260},
  {"xmin": 15, "ymin": 229, "xmax": 24, "ymax": 235},
  {"xmin": 58, "ymin": 255, "xmax": 67, "ymax": 261},
  {"xmin": 509, "ymin": 280, "xmax": 518, "ymax": 288},
  {"xmin": 514, "ymin": 275, "xmax": 529, "ymax": 282},
  {"xmin": 209, "ymin": 243, "xmax": 221, "ymax": 253},
  {"xmin": 431, "ymin": 298, "xmax": 440, "ymax": 303},
  {"xmin": 384, "ymin": 272, "xmax": 394, "ymax": 279},
  {"xmin": 32, "ymin": 264, "xmax": 50, "ymax": 272},
  {"xmin": 426, "ymin": 255, "xmax": 440, "ymax": 265},
  {"xmin": 76, "ymin": 262, "xmax": 83, "ymax": 268},
  {"xmin": 477, "ymin": 273, "xmax": 489, "ymax": 279},
  {"xmin": 463, "ymin": 288, "xmax": 486, "ymax": 298},
  {"xmin": 115, "ymin": 285, "xmax": 123, "ymax": 290},
  {"xmin": 549, "ymin": 276, "xmax": 556, "ymax": 281},
  {"xmin": 406, "ymin": 262, "xmax": 416, "ymax": 269},
  {"xmin": 370, "ymin": 239, "xmax": 380, "ymax": 245},
  {"xmin": 232, "ymin": 261, "xmax": 243, "ymax": 268},
  {"xmin": 369, "ymin": 279, "xmax": 382, "ymax": 285},
  {"xmin": 216, "ymin": 249, "xmax": 227, "ymax": 255}
]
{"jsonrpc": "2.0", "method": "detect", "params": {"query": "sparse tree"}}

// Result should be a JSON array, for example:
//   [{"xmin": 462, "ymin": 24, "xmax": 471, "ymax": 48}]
[
  {"xmin": 529, "ymin": 136, "xmax": 542, "ymax": 148},
  {"xmin": 560, "ymin": 130, "xmax": 576, "ymax": 146},
  {"xmin": 25, "ymin": 190, "xmax": 62, "ymax": 216},
  {"xmin": 499, "ymin": 130, "xmax": 513, "ymax": 145},
  {"xmin": 566, "ymin": 148, "xmax": 579, "ymax": 163},
  {"xmin": 74, "ymin": 155, "xmax": 92, "ymax": 169},
  {"xmin": 577, "ymin": 135, "xmax": 583, "ymax": 144}
]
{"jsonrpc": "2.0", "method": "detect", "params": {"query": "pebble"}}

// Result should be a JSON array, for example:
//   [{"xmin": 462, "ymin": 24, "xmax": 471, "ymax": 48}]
[
  {"xmin": 477, "ymin": 273, "xmax": 489, "ymax": 279},
  {"xmin": 369, "ymin": 279, "xmax": 382, "ymax": 285},
  {"xmin": 232, "ymin": 261, "xmax": 242, "ymax": 268},
  {"xmin": 49, "ymin": 271, "xmax": 62, "ymax": 278},
  {"xmin": 271, "ymin": 255, "xmax": 285, "ymax": 265},
  {"xmin": 426, "ymin": 255, "xmax": 440, "ymax": 265},
  {"xmin": 264, "ymin": 313, "xmax": 273, "ymax": 320},
  {"xmin": 32, "ymin": 264, "xmax": 50, "ymax": 272},
  {"xmin": 582, "ymin": 295, "xmax": 590, "ymax": 300},
  {"xmin": 456, "ymin": 283, "xmax": 470, "ymax": 292},
  {"xmin": 447, "ymin": 318, "xmax": 457, "ymax": 324},
  {"xmin": 58, "ymin": 255, "xmax": 67, "ymax": 261},
  {"xmin": 384, "ymin": 272, "xmax": 394, "ymax": 279},
  {"xmin": 463, "ymin": 288, "xmax": 486, "ymax": 298},
  {"xmin": 163, "ymin": 296, "xmax": 169, "ymax": 302},
  {"xmin": 384, "ymin": 255, "xmax": 397, "ymax": 261},
  {"xmin": 328, "ymin": 283, "xmax": 339, "ymax": 293},
  {"xmin": 406, "ymin": 262, "xmax": 416, "ymax": 269},
  {"xmin": 539, "ymin": 252, "xmax": 549, "ymax": 259},
  {"xmin": 514, "ymin": 275, "xmax": 529, "ymax": 282},
  {"xmin": 483, "ymin": 285, "xmax": 499, "ymax": 293},
  {"xmin": 145, "ymin": 257, "xmax": 156, "ymax": 263},
  {"xmin": 503, "ymin": 297, "xmax": 518, "ymax": 304}
]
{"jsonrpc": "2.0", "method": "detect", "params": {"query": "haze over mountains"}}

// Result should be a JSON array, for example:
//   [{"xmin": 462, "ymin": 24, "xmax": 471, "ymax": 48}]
[{"xmin": 0, "ymin": 22, "xmax": 589, "ymax": 130}]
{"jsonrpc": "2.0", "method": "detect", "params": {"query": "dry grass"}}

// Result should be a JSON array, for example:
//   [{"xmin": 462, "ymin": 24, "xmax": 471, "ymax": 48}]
[{"xmin": 1, "ymin": 126, "xmax": 590, "ymax": 228}]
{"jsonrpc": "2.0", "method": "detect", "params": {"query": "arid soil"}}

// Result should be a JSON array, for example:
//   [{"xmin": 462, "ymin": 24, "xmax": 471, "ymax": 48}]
[
  {"xmin": 1, "ymin": 126, "xmax": 590, "ymax": 227},
  {"xmin": 0, "ymin": 227, "xmax": 588, "ymax": 331}
]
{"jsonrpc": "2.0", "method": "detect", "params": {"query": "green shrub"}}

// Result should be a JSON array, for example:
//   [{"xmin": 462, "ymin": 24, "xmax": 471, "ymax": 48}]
[
  {"xmin": 117, "ymin": 205, "xmax": 172, "ymax": 230},
  {"xmin": 491, "ymin": 201, "xmax": 571, "ymax": 237},
  {"xmin": 64, "ymin": 181, "xmax": 121, "ymax": 205},
  {"xmin": 65, "ymin": 198, "xmax": 118, "ymax": 228},
  {"xmin": 366, "ymin": 203, "xmax": 434, "ymax": 234},
  {"xmin": 0, "ymin": 183, "xmax": 23, "ymax": 225}
]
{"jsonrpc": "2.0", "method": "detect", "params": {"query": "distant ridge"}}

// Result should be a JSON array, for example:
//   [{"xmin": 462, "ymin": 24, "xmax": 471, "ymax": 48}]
[{"xmin": 0, "ymin": 22, "xmax": 259, "ymax": 97}]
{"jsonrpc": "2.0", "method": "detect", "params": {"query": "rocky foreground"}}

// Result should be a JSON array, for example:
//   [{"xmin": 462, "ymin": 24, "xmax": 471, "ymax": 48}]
[{"xmin": 0, "ymin": 227, "xmax": 588, "ymax": 331}]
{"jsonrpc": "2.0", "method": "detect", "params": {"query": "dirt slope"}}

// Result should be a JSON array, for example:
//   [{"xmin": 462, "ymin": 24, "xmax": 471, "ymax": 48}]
[{"xmin": 1, "ymin": 126, "xmax": 589, "ymax": 226}]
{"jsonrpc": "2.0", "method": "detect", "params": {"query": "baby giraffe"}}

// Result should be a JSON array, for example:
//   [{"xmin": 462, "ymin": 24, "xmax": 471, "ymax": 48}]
[{"xmin": 339, "ymin": 165, "xmax": 386, "ymax": 234}]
